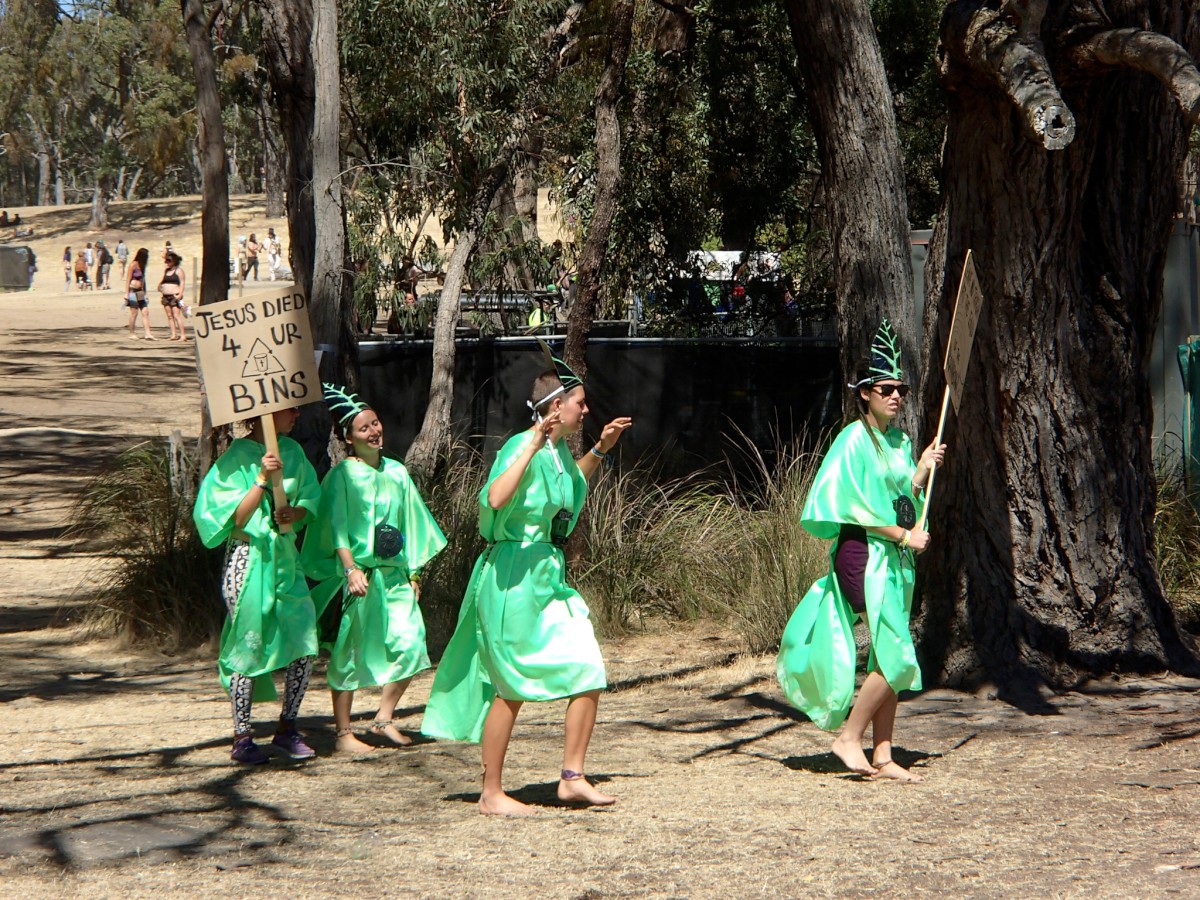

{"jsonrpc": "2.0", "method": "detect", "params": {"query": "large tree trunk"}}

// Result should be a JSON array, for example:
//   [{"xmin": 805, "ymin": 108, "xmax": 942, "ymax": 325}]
[
  {"xmin": 181, "ymin": 0, "xmax": 231, "ymax": 305},
  {"xmin": 258, "ymin": 0, "xmax": 315, "ymax": 304},
  {"xmin": 309, "ymin": 0, "xmax": 354, "ymax": 385},
  {"xmin": 28, "ymin": 117, "xmax": 50, "ymax": 206},
  {"xmin": 783, "ymin": 0, "xmax": 917, "ymax": 425},
  {"xmin": 260, "ymin": 89, "xmax": 286, "ymax": 218},
  {"xmin": 88, "ymin": 176, "xmax": 108, "ymax": 229},
  {"xmin": 563, "ymin": 0, "xmax": 635, "ymax": 380},
  {"xmin": 918, "ymin": 1, "xmax": 1200, "ymax": 690}
]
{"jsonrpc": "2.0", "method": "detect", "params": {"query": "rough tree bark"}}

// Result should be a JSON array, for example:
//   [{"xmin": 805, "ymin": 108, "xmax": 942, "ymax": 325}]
[
  {"xmin": 258, "ymin": 0, "xmax": 315, "ymax": 302},
  {"xmin": 405, "ymin": 2, "xmax": 589, "ymax": 477},
  {"xmin": 917, "ymin": 0, "xmax": 1200, "ymax": 690},
  {"xmin": 562, "ymin": 0, "xmax": 636, "ymax": 381},
  {"xmin": 259, "ymin": 88, "xmax": 286, "ymax": 219},
  {"xmin": 782, "ymin": 0, "xmax": 917, "ymax": 427},
  {"xmin": 181, "ymin": 0, "xmax": 231, "ymax": 305},
  {"xmin": 257, "ymin": 0, "xmax": 355, "ymax": 389}
]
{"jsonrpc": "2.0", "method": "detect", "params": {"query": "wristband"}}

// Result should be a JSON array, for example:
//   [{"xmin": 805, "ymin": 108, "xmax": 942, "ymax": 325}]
[
  {"xmin": 254, "ymin": 476, "xmax": 269, "ymax": 490},
  {"xmin": 590, "ymin": 445, "xmax": 607, "ymax": 459},
  {"xmin": 899, "ymin": 529, "xmax": 911, "ymax": 549},
  {"xmin": 344, "ymin": 566, "xmax": 360, "ymax": 577},
  {"xmin": 409, "ymin": 571, "xmax": 422, "ymax": 585}
]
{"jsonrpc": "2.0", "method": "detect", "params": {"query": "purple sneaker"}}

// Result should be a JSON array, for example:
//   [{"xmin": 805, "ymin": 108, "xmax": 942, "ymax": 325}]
[
  {"xmin": 271, "ymin": 727, "xmax": 316, "ymax": 760},
  {"xmin": 231, "ymin": 735, "xmax": 270, "ymax": 765}
]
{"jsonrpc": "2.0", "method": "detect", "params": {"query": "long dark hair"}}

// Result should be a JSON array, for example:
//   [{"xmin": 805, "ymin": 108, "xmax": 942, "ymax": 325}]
[
  {"xmin": 852, "ymin": 358, "xmax": 886, "ymax": 455},
  {"xmin": 133, "ymin": 247, "xmax": 149, "ymax": 272}
]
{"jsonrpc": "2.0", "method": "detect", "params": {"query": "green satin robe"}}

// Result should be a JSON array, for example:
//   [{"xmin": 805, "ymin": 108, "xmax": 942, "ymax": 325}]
[
  {"xmin": 776, "ymin": 420, "xmax": 923, "ymax": 731},
  {"xmin": 422, "ymin": 432, "xmax": 606, "ymax": 743},
  {"xmin": 193, "ymin": 436, "xmax": 320, "ymax": 702},
  {"xmin": 301, "ymin": 456, "xmax": 447, "ymax": 691}
]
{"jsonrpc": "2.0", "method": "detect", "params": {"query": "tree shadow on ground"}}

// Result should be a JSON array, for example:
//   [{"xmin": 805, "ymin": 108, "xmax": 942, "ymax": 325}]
[
  {"xmin": 0, "ymin": 733, "xmax": 301, "ymax": 868},
  {"xmin": 607, "ymin": 653, "xmax": 740, "ymax": 693}
]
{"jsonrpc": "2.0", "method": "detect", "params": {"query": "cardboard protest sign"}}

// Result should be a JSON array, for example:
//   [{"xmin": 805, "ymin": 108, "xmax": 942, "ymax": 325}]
[
  {"xmin": 943, "ymin": 250, "xmax": 984, "ymax": 414},
  {"xmin": 193, "ymin": 290, "xmax": 320, "ymax": 427},
  {"xmin": 918, "ymin": 250, "xmax": 984, "ymax": 531}
]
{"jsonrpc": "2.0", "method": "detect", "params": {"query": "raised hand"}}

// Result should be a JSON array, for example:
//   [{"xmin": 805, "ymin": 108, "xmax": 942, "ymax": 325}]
[{"xmin": 596, "ymin": 417, "xmax": 633, "ymax": 453}]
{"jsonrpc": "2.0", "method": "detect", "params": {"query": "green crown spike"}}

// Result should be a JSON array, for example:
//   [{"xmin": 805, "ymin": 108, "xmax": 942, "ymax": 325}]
[
  {"xmin": 536, "ymin": 339, "xmax": 583, "ymax": 391},
  {"xmin": 322, "ymin": 382, "xmax": 369, "ymax": 427},
  {"xmin": 868, "ymin": 318, "xmax": 904, "ymax": 382}
]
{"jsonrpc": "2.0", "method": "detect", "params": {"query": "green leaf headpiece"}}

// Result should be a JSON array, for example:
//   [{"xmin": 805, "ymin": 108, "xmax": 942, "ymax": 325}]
[
  {"xmin": 323, "ymin": 382, "xmax": 370, "ymax": 428},
  {"xmin": 850, "ymin": 318, "xmax": 905, "ymax": 389}
]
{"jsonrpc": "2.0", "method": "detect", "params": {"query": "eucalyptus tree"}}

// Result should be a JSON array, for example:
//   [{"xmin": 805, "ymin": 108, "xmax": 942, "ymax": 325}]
[
  {"xmin": 918, "ymin": 0, "xmax": 1200, "ymax": 688},
  {"xmin": 341, "ymin": 0, "xmax": 592, "ymax": 475}
]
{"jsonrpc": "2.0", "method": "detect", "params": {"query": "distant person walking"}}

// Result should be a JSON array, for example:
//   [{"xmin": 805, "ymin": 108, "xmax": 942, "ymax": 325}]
[
  {"xmin": 125, "ymin": 247, "xmax": 154, "ymax": 340},
  {"xmin": 159, "ymin": 250, "xmax": 187, "ymax": 341},
  {"xmin": 116, "ymin": 239, "xmax": 129, "ymax": 281},
  {"xmin": 245, "ymin": 234, "xmax": 260, "ymax": 281},
  {"xmin": 63, "ymin": 246, "xmax": 72, "ymax": 292},
  {"xmin": 266, "ymin": 228, "xmax": 280, "ymax": 281},
  {"xmin": 236, "ymin": 236, "xmax": 248, "ymax": 281},
  {"xmin": 74, "ymin": 251, "xmax": 90, "ymax": 289},
  {"xmin": 97, "ymin": 241, "xmax": 113, "ymax": 290}
]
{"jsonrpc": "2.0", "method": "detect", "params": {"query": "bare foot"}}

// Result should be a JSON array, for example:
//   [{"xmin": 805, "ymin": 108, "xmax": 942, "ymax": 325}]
[
  {"xmin": 870, "ymin": 760, "xmax": 924, "ymax": 783},
  {"xmin": 831, "ymin": 734, "xmax": 878, "ymax": 776},
  {"xmin": 334, "ymin": 731, "xmax": 375, "ymax": 755},
  {"xmin": 479, "ymin": 791, "xmax": 537, "ymax": 817},
  {"xmin": 370, "ymin": 721, "xmax": 413, "ymax": 747},
  {"xmin": 557, "ymin": 776, "xmax": 616, "ymax": 806}
]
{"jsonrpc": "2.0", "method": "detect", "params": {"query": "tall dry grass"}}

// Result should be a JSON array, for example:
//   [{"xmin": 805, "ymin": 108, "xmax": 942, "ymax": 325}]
[
  {"xmin": 71, "ymin": 442, "xmax": 223, "ymax": 648},
  {"xmin": 576, "ymin": 433, "xmax": 830, "ymax": 652},
  {"xmin": 1155, "ymin": 455, "xmax": 1200, "ymax": 630},
  {"xmin": 410, "ymin": 442, "xmax": 489, "ymax": 658}
]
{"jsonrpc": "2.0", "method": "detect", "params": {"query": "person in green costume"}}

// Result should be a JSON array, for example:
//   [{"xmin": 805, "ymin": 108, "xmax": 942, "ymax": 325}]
[
  {"xmin": 422, "ymin": 342, "xmax": 632, "ymax": 816},
  {"xmin": 301, "ymin": 384, "xmax": 448, "ymax": 754},
  {"xmin": 776, "ymin": 319, "xmax": 945, "ymax": 782},
  {"xmin": 193, "ymin": 406, "xmax": 321, "ymax": 765}
]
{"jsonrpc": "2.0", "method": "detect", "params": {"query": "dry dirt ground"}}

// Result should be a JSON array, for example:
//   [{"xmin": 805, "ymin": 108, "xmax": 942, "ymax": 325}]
[{"xmin": 2, "ymin": 200, "xmax": 1200, "ymax": 899}]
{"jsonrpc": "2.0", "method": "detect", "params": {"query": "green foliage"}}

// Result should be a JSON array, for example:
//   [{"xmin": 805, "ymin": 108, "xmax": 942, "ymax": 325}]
[
  {"xmin": 0, "ymin": 0, "xmax": 274, "ymax": 205},
  {"xmin": 870, "ymin": 0, "xmax": 945, "ymax": 227},
  {"xmin": 70, "ymin": 441, "xmax": 223, "ymax": 649},
  {"xmin": 1154, "ymin": 455, "xmax": 1200, "ymax": 631}
]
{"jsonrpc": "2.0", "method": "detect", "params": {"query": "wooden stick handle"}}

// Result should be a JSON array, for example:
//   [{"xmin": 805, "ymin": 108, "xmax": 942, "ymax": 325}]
[
  {"xmin": 259, "ymin": 413, "xmax": 293, "ymax": 535},
  {"xmin": 917, "ymin": 386, "xmax": 951, "ymax": 532}
]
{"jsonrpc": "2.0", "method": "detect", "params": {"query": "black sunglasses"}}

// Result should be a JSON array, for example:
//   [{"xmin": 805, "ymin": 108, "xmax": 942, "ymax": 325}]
[{"xmin": 871, "ymin": 383, "xmax": 910, "ymax": 398}]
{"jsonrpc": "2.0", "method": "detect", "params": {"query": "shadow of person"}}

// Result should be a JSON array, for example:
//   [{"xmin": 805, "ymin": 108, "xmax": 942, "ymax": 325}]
[
  {"xmin": 783, "ymin": 746, "xmax": 936, "ymax": 777},
  {"xmin": 444, "ymin": 773, "xmax": 617, "ymax": 808}
]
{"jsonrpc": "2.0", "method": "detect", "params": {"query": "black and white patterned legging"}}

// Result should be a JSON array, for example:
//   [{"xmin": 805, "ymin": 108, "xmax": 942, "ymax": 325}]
[{"xmin": 222, "ymin": 541, "xmax": 313, "ymax": 736}]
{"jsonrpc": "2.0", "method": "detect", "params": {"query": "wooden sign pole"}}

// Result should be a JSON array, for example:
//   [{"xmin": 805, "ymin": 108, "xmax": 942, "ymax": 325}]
[
  {"xmin": 917, "ymin": 388, "xmax": 950, "ymax": 531},
  {"xmin": 258, "ymin": 412, "xmax": 293, "ymax": 535}
]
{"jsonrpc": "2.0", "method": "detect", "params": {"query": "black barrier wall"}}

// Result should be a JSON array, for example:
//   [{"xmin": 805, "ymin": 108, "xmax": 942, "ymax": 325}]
[{"xmin": 357, "ymin": 337, "xmax": 842, "ymax": 477}]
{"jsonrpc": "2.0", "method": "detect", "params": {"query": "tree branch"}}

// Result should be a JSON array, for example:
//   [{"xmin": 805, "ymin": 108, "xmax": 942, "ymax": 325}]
[
  {"xmin": 940, "ymin": 0, "xmax": 1076, "ymax": 150},
  {"xmin": 648, "ymin": 0, "xmax": 694, "ymax": 17},
  {"xmin": 1069, "ymin": 28, "xmax": 1200, "ymax": 124}
]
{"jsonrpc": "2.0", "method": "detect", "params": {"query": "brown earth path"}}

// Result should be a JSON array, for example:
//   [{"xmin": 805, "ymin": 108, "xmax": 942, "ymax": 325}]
[{"xmin": 1, "ymin": 200, "xmax": 1200, "ymax": 898}]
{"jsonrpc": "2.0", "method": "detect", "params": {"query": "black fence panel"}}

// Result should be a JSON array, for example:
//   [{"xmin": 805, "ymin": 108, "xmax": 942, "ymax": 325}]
[{"xmin": 359, "ymin": 336, "xmax": 842, "ymax": 479}]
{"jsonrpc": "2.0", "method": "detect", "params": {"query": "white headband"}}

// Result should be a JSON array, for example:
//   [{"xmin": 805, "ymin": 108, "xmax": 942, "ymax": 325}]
[{"xmin": 527, "ymin": 384, "xmax": 569, "ymax": 419}]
